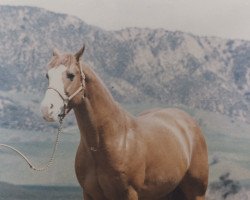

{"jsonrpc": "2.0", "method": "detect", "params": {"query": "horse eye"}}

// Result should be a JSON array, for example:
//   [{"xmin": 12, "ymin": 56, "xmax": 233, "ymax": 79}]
[
  {"xmin": 46, "ymin": 73, "xmax": 49, "ymax": 79},
  {"xmin": 66, "ymin": 72, "xmax": 75, "ymax": 81}
]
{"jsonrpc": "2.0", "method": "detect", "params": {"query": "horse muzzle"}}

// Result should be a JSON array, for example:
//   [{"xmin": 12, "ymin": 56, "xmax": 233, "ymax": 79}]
[{"xmin": 40, "ymin": 86, "xmax": 69, "ymax": 122}]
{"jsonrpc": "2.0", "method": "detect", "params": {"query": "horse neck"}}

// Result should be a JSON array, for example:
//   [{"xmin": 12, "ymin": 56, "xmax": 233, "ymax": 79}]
[{"xmin": 73, "ymin": 65, "xmax": 130, "ymax": 150}]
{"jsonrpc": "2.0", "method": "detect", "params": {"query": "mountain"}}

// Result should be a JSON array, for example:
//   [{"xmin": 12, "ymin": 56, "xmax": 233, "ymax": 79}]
[{"xmin": 0, "ymin": 5, "xmax": 250, "ymax": 131}]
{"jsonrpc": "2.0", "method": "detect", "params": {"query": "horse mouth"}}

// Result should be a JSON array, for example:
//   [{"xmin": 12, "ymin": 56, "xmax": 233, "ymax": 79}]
[{"xmin": 43, "ymin": 115, "xmax": 56, "ymax": 122}]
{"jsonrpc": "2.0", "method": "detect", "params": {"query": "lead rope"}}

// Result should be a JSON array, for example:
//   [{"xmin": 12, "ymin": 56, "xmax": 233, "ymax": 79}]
[{"xmin": 0, "ymin": 118, "xmax": 63, "ymax": 171}]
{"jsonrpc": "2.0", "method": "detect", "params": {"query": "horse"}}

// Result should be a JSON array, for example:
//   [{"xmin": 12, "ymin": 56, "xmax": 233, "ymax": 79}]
[{"xmin": 40, "ymin": 45, "xmax": 208, "ymax": 200}]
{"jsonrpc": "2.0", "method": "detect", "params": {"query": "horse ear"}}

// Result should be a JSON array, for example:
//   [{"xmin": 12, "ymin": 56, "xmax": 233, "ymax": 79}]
[
  {"xmin": 75, "ymin": 44, "xmax": 85, "ymax": 62},
  {"xmin": 53, "ymin": 48, "xmax": 60, "ymax": 57}
]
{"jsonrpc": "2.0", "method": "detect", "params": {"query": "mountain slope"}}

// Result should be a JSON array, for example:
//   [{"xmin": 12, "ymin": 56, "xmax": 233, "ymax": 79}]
[{"xmin": 0, "ymin": 5, "xmax": 250, "ymax": 130}]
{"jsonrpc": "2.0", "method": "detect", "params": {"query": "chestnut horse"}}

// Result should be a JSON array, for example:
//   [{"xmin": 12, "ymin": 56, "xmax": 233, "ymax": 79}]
[{"xmin": 40, "ymin": 45, "xmax": 208, "ymax": 200}]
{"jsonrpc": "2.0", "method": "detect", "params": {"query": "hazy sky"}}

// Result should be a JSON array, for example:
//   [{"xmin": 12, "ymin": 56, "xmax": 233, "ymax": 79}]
[{"xmin": 1, "ymin": 0, "xmax": 250, "ymax": 40}]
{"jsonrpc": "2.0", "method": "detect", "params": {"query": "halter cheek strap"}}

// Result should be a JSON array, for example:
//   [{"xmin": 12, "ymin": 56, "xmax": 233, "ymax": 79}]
[
  {"xmin": 47, "ymin": 64, "xmax": 86, "ymax": 118},
  {"xmin": 47, "ymin": 86, "xmax": 83, "ymax": 117}
]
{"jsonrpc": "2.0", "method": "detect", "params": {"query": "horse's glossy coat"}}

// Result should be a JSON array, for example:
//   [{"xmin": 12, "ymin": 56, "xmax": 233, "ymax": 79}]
[{"xmin": 41, "ymin": 46, "xmax": 208, "ymax": 200}]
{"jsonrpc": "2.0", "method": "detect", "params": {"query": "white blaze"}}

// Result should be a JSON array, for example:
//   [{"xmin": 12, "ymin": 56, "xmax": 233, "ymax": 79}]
[{"xmin": 41, "ymin": 65, "xmax": 67, "ymax": 122}]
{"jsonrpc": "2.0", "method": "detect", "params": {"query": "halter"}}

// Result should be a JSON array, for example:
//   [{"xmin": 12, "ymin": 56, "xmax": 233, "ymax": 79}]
[
  {"xmin": 47, "ymin": 63, "xmax": 86, "ymax": 118},
  {"xmin": 0, "ymin": 64, "xmax": 86, "ymax": 171}
]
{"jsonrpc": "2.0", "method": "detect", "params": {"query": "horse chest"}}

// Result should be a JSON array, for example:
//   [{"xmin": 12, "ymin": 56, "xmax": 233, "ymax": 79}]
[
  {"xmin": 79, "ymin": 165, "xmax": 128, "ymax": 199},
  {"xmin": 76, "ymin": 147, "xmax": 129, "ymax": 199}
]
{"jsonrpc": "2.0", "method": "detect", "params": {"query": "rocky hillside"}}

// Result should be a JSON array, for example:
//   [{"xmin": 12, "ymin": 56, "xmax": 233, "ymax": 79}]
[{"xmin": 0, "ymin": 5, "xmax": 250, "ymax": 130}]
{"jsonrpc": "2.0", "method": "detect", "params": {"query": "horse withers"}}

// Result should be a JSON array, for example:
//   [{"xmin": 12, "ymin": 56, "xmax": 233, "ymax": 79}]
[{"xmin": 40, "ymin": 45, "xmax": 208, "ymax": 200}]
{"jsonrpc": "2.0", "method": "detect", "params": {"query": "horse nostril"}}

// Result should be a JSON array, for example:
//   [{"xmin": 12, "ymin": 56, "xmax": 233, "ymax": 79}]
[{"xmin": 50, "ymin": 104, "xmax": 54, "ymax": 109}]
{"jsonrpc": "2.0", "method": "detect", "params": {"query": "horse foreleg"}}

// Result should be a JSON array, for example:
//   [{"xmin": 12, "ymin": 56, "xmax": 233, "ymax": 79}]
[{"xmin": 124, "ymin": 186, "xmax": 138, "ymax": 200}]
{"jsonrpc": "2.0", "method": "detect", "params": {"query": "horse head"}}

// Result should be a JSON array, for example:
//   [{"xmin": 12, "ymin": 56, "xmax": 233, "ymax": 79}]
[{"xmin": 40, "ymin": 45, "xmax": 86, "ymax": 122}]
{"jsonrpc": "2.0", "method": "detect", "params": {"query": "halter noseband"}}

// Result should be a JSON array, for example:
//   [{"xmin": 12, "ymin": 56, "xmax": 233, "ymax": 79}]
[{"xmin": 47, "ymin": 64, "xmax": 86, "ymax": 119}]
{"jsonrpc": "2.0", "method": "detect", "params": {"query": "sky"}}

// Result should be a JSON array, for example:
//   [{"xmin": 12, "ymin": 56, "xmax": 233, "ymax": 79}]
[{"xmin": 1, "ymin": 0, "xmax": 250, "ymax": 40}]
